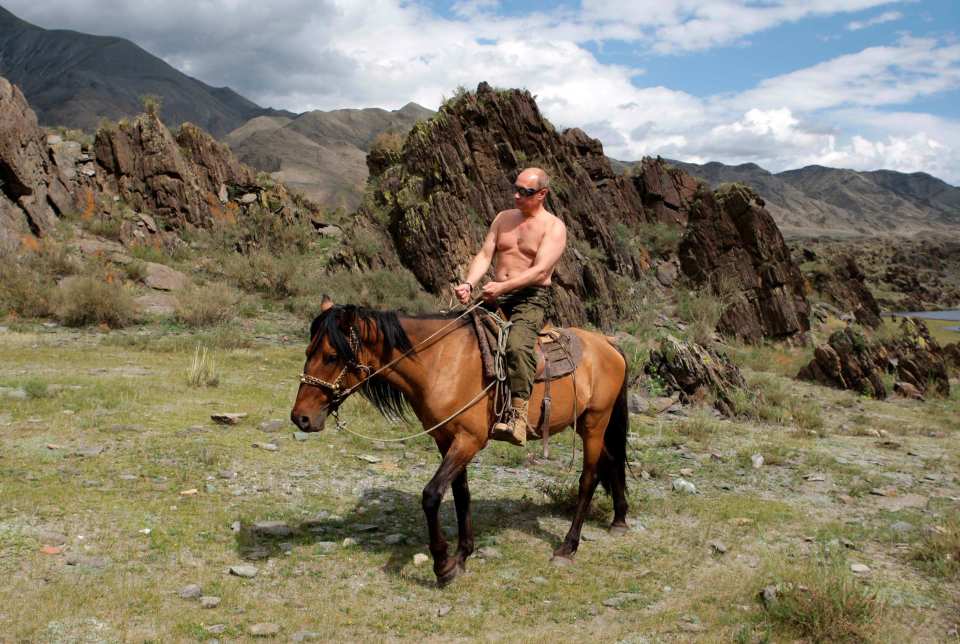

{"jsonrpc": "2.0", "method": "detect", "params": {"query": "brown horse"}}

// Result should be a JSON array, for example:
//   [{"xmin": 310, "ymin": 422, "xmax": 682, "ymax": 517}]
[{"xmin": 290, "ymin": 299, "xmax": 629, "ymax": 586}]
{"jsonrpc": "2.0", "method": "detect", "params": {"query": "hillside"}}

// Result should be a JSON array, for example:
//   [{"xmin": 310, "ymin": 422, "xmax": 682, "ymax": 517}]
[
  {"xmin": 659, "ymin": 159, "xmax": 960, "ymax": 238},
  {"xmin": 0, "ymin": 5, "xmax": 289, "ymax": 137},
  {"xmin": 224, "ymin": 103, "xmax": 433, "ymax": 210}
]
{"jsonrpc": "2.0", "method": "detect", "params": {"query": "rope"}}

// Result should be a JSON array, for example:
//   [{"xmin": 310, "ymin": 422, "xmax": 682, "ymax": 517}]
[{"xmin": 334, "ymin": 380, "xmax": 496, "ymax": 442}]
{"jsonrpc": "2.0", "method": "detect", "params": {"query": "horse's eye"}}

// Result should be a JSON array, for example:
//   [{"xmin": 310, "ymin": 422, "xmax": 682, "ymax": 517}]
[{"xmin": 323, "ymin": 354, "xmax": 338, "ymax": 365}]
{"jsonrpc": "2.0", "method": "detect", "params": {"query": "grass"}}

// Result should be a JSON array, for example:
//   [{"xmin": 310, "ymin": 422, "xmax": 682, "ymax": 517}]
[{"xmin": 912, "ymin": 518, "xmax": 960, "ymax": 578}]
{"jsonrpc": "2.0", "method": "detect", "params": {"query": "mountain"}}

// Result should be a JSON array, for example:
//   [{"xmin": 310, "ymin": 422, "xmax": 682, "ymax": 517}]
[
  {"xmin": 224, "ymin": 103, "xmax": 434, "ymax": 210},
  {"xmin": 658, "ymin": 159, "xmax": 960, "ymax": 237},
  {"xmin": 0, "ymin": 5, "xmax": 290, "ymax": 137}
]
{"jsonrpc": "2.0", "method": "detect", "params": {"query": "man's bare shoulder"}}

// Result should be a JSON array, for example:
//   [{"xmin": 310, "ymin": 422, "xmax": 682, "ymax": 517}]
[{"xmin": 544, "ymin": 210, "xmax": 565, "ymax": 230}]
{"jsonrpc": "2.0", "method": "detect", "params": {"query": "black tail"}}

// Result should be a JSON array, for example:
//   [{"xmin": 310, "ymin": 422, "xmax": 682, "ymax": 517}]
[{"xmin": 598, "ymin": 346, "xmax": 629, "ymax": 496}]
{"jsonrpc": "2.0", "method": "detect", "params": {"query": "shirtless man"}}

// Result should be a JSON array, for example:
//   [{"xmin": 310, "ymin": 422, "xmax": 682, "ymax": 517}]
[{"xmin": 453, "ymin": 167, "xmax": 568, "ymax": 446}]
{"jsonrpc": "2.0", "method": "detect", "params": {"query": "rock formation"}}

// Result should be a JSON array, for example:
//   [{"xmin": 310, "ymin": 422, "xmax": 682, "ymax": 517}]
[
  {"xmin": 802, "ymin": 252, "xmax": 882, "ymax": 328},
  {"xmin": 340, "ymin": 82, "xmax": 808, "ymax": 338},
  {"xmin": 797, "ymin": 319, "xmax": 950, "ymax": 399},
  {"xmin": 644, "ymin": 335, "xmax": 747, "ymax": 416},
  {"xmin": 678, "ymin": 184, "xmax": 811, "ymax": 343}
]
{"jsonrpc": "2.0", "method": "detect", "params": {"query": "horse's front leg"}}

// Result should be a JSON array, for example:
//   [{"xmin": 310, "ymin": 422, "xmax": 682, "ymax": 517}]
[
  {"xmin": 421, "ymin": 433, "xmax": 478, "ymax": 586},
  {"xmin": 451, "ymin": 468, "xmax": 474, "ymax": 569}
]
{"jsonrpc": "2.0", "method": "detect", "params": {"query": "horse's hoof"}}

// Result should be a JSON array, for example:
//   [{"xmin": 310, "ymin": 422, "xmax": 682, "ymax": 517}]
[
  {"xmin": 550, "ymin": 554, "xmax": 575, "ymax": 567},
  {"xmin": 609, "ymin": 523, "xmax": 628, "ymax": 536},
  {"xmin": 436, "ymin": 561, "xmax": 464, "ymax": 587}
]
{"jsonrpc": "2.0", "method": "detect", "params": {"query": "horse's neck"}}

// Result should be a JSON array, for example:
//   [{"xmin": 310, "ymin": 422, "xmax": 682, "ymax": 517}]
[{"xmin": 381, "ymin": 316, "xmax": 476, "ymax": 404}]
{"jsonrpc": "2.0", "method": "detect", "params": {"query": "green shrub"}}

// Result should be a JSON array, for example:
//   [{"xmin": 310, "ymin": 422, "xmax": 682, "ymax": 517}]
[
  {"xmin": 54, "ymin": 275, "xmax": 137, "ymax": 328},
  {"xmin": 676, "ymin": 289, "xmax": 723, "ymax": 345},
  {"xmin": 0, "ymin": 260, "xmax": 57, "ymax": 318},
  {"xmin": 636, "ymin": 222, "xmax": 682, "ymax": 258},
  {"xmin": 123, "ymin": 260, "xmax": 149, "ymax": 282},
  {"xmin": 790, "ymin": 398, "xmax": 825, "ymax": 433},
  {"xmin": 912, "ymin": 518, "xmax": 960, "ymax": 578},
  {"xmin": 762, "ymin": 555, "xmax": 880, "ymax": 642},
  {"xmin": 175, "ymin": 283, "xmax": 238, "ymax": 327},
  {"xmin": 23, "ymin": 379, "xmax": 50, "ymax": 399},
  {"xmin": 223, "ymin": 251, "xmax": 302, "ymax": 297}
]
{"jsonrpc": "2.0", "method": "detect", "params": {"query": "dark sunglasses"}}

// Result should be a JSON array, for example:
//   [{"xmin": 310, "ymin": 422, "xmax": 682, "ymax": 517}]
[{"xmin": 514, "ymin": 185, "xmax": 543, "ymax": 197}]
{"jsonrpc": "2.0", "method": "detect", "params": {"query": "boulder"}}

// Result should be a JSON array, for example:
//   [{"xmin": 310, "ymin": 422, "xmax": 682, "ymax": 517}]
[
  {"xmin": 143, "ymin": 263, "xmax": 190, "ymax": 291},
  {"xmin": 797, "ymin": 327, "xmax": 887, "ymax": 399},
  {"xmin": 806, "ymin": 255, "xmax": 882, "ymax": 328},
  {"xmin": 644, "ymin": 334, "xmax": 746, "ymax": 416}
]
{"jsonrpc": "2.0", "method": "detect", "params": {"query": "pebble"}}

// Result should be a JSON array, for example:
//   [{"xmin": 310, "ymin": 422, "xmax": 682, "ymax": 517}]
[
  {"xmin": 805, "ymin": 472, "xmax": 826, "ymax": 482},
  {"xmin": 211, "ymin": 412, "xmax": 247, "ymax": 425},
  {"xmin": 679, "ymin": 468, "xmax": 694, "ymax": 477},
  {"xmin": 532, "ymin": 576, "xmax": 548, "ymax": 585},
  {"xmin": 291, "ymin": 632, "xmax": 322, "ymax": 642},
  {"xmin": 205, "ymin": 624, "xmax": 227, "ymax": 635},
  {"xmin": 229, "ymin": 564, "xmax": 258, "ymax": 578},
  {"xmin": 751, "ymin": 453, "xmax": 764, "ymax": 469},
  {"xmin": 341, "ymin": 538, "xmax": 357, "ymax": 547},
  {"xmin": 761, "ymin": 585, "xmax": 779, "ymax": 607},
  {"xmin": 217, "ymin": 470, "xmax": 237, "ymax": 479},
  {"xmin": 709, "ymin": 541, "xmax": 727, "ymax": 555},
  {"xmin": 354, "ymin": 523, "xmax": 379, "ymax": 532},
  {"xmin": 477, "ymin": 546, "xmax": 501, "ymax": 559},
  {"xmin": 437, "ymin": 605, "xmax": 452, "ymax": 617},
  {"xmin": 179, "ymin": 584, "xmax": 202, "ymax": 599},
  {"xmin": 259, "ymin": 419, "xmax": 286, "ymax": 432},
  {"xmin": 292, "ymin": 432, "xmax": 312, "ymax": 442},
  {"xmin": 602, "ymin": 592, "xmax": 644, "ymax": 608},
  {"xmin": 252, "ymin": 521, "xmax": 293, "ymax": 537},
  {"xmin": 384, "ymin": 533, "xmax": 406, "ymax": 545},
  {"xmin": 248, "ymin": 623, "xmax": 281, "ymax": 637},
  {"xmin": 413, "ymin": 553, "xmax": 429, "ymax": 566},
  {"xmin": 357, "ymin": 454, "xmax": 381, "ymax": 463},
  {"xmin": 672, "ymin": 478, "xmax": 697, "ymax": 494},
  {"xmin": 252, "ymin": 442, "xmax": 278, "ymax": 451},
  {"xmin": 199, "ymin": 596, "xmax": 221, "ymax": 609},
  {"xmin": 850, "ymin": 563, "xmax": 871, "ymax": 574}
]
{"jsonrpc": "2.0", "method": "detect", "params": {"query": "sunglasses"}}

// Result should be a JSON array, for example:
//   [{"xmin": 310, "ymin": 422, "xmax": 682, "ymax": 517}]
[{"xmin": 514, "ymin": 185, "xmax": 543, "ymax": 197}]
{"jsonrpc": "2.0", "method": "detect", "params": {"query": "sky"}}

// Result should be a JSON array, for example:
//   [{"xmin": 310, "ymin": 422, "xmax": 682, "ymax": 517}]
[{"xmin": 7, "ymin": 0, "xmax": 960, "ymax": 184}]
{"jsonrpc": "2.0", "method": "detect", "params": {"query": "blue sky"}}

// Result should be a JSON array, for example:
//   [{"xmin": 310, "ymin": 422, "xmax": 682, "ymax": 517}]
[{"xmin": 6, "ymin": 0, "xmax": 960, "ymax": 183}]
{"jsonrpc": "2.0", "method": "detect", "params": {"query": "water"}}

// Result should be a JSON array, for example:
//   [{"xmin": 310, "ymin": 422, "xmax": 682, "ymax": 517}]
[{"xmin": 891, "ymin": 309, "xmax": 960, "ymax": 332}]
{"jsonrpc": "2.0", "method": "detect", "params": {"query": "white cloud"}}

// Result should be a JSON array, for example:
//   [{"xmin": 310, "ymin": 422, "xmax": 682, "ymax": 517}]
[
  {"xmin": 847, "ymin": 10, "xmax": 903, "ymax": 30},
  {"xmin": 3, "ymin": 0, "xmax": 958, "ymax": 183}
]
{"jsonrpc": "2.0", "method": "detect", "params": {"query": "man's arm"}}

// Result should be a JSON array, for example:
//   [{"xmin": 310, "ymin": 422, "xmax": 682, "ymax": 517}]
[
  {"xmin": 454, "ymin": 213, "xmax": 501, "ymax": 303},
  {"xmin": 486, "ymin": 218, "xmax": 567, "ymax": 296}
]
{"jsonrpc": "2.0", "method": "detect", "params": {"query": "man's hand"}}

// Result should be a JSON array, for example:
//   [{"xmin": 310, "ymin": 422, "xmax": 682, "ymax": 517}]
[
  {"xmin": 480, "ymin": 281, "xmax": 505, "ymax": 303},
  {"xmin": 453, "ymin": 282, "xmax": 474, "ymax": 305}
]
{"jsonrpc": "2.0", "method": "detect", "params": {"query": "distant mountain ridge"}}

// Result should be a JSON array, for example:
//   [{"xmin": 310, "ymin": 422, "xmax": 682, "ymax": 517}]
[
  {"xmin": 224, "ymin": 103, "xmax": 434, "ymax": 210},
  {"xmin": 657, "ymin": 160, "xmax": 960, "ymax": 237},
  {"xmin": 0, "ymin": 5, "xmax": 290, "ymax": 137}
]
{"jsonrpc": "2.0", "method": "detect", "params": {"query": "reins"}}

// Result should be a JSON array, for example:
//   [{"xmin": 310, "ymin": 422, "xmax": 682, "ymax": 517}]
[{"xmin": 299, "ymin": 298, "xmax": 494, "ymax": 441}]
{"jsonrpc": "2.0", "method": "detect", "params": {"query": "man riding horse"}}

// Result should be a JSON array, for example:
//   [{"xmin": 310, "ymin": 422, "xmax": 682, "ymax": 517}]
[{"xmin": 453, "ymin": 167, "xmax": 567, "ymax": 447}]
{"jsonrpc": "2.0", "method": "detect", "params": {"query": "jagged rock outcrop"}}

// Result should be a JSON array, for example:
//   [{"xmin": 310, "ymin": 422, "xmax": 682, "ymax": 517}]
[
  {"xmin": 797, "ymin": 319, "xmax": 950, "ymax": 399},
  {"xmin": 0, "ymin": 76, "xmax": 75, "ymax": 250},
  {"xmin": 93, "ymin": 112, "xmax": 257, "ymax": 229},
  {"xmin": 644, "ymin": 335, "xmax": 747, "ymax": 416},
  {"xmin": 797, "ymin": 327, "xmax": 888, "ymax": 398},
  {"xmin": 678, "ymin": 184, "xmax": 811, "ymax": 343},
  {"xmin": 804, "ymin": 254, "xmax": 882, "ymax": 328},
  {"xmin": 942, "ymin": 342, "xmax": 960, "ymax": 375}
]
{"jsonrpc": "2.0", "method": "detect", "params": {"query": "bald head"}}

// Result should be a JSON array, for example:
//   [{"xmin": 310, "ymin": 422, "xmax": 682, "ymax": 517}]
[{"xmin": 518, "ymin": 167, "xmax": 550, "ymax": 191}]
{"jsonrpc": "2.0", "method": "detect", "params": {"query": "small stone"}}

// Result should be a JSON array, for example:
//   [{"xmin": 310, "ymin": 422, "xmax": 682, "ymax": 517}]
[
  {"xmin": 40, "ymin": 545, "xmax": 62, "ymax": 555},
  {"xmin": 218, "ymin": 470, "xmax": 236, "ymax": 479},
  {"xmin": 200, "ymin": 596, "xmax": 221, "ymax": 609},
  {"xmin": 413, "ymin": 553, "xmax": 429, "ymax": 566},
  {"xmin": 258, "ymin": 419, "xmax": 286, "ymax": 433},
  {"xmin": 315, "ymin": 541, "xmax": 337, "ymax": 553},
  {"xmin": 354, "ymin": 523, "xmax": 379, "ymax": 532},
  {"xmin": 751, "ymin": 453, "xmax": 764, "ymax": 469},
  {"xmin": 252, "ymin": 442, "xmax": 278, "ymax": 451},
  {"xmin": 211, "ymin": 413, "xmax": 247, "ymax": 425},
  {"xmin": 761, "ymin": 585, "xmax": 779, "ymax": 607},
  {"xmin": 436, "ymin": 605, "xmax": 452, "ymax": 617},
  {"xmin": 679, "ymin": 467, "xmax": 694, "ymax": 477},
  {"xmin": 179, "ymin": 584, "xmax": 202, "ymax": 599},
  {"xmin": 709, "ymin": 541, "xmax": 727, "ymax": 555},
  {"xmin": 180, "ymin": 488, "xmax": 199, "ymax": 496},
  {"xmin": 672, "ymin": 478, "xmax": 697, "ymax": 494},
  {"xmin": 252, "ymin": 521, "xmax": 293, "ymax": 537},
  {"xmin": 341, "ymin": 538, "xmax": 357, "ymax": 547},
  {"xmin": 240, "ymin": 193, "xmax": 259, "ymax": 204},
  {"xmin": 292, "ymin": 431, "xmax": 311, "ymax": 442},
  {"xmin": 291, "ymin": 632, "xmax": 322, "ymax": 642},
  {"xmin": 477, "ymin": 546, "xmax": 501, "ymax": 559},
  {"xmin": 357, "ymin": 454, "xmax": 381, "ymax": 463},
  {"xmin": 850, "ymin": 563, "xmax": 871, "ymax": 574},
  {"xmin": 229, "ymin": 564, "xmax": 258, "ymax": 578},
  {"xmin": 205, "ymin": 624, "xmax": 227, "ymax": 635},
  {"xmin": 805, "ymin": 472, "xmax": 826, "ymax": 482},
  {"xmin": 248, "ymin": 623, "xmax": 281, "ymax": 637},
  {"xmin": 532, "ymin": 576, "xmax": 548, "ymax": 585},
  {"xmin": 384, "ymin": 533, "xmax": 405, "ymax": 545}
]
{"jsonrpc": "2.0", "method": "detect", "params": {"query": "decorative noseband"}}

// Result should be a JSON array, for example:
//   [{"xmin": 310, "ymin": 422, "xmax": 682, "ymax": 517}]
[{"xmin": 298, "ymin": 325, "xmax": 373, "ymax": 402}]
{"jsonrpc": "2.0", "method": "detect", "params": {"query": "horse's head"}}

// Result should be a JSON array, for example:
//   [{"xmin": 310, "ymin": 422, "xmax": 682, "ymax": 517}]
[{"xmin": 291, "ymin": 297, "xmax": 366, "ymax": 432}]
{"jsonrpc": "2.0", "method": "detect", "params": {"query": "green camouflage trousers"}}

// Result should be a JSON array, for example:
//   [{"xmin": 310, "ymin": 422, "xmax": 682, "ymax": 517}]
[{"xmin": 498, "ymin": 286, "xmax": 553, "ymax": 400}]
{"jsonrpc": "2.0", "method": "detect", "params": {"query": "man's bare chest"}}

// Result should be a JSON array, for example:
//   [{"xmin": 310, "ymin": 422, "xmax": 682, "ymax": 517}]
[{"xmin": 497, "ymin": 218, "xmax": 547, "ymax": 257}]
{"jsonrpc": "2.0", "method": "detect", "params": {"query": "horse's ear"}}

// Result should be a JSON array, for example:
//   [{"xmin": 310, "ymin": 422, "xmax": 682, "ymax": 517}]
[{"xmin": 320, "ymin": 295, "xmax": 333, "ymax": 312}]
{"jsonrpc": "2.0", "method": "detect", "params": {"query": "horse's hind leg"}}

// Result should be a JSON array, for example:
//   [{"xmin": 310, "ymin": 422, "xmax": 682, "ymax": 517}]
[
  {"xmin": 602, "ymin": 448, "xmax": 629, "ymax": 534},
  {"xmin": 422, "ymin": 433, "xmax": 478, "ymax": 586},
  {"xmin": 551, "ymin": 413, "xmax": 607, "ymax": 563}
]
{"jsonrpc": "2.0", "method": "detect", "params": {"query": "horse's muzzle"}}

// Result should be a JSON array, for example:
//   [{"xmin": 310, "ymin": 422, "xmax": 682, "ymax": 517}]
[{"xmin": 290, "ymin": 407, "xmax": 327, "ymax": 433}]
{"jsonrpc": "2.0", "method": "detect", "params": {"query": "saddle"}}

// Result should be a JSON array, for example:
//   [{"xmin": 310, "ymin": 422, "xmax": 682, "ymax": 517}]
[
  {"xmin": 470, "ymin": 311, "xmax": 583, "ymax": 382},
  {"xmin": 470, "ymin": 309, "xmax": 584, "ymax": 449}
]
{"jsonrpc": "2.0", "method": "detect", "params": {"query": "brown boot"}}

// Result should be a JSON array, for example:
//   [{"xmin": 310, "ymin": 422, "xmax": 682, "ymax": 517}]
[{"xmin": 491, "ymin": 397, "xmax": 529, "ymax": 447}]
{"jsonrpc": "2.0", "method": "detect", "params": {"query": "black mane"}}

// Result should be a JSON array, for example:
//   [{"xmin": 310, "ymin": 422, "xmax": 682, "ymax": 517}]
[{"xmin": 307, "ymin": 305, "xmax": 416, "ymax": 423}]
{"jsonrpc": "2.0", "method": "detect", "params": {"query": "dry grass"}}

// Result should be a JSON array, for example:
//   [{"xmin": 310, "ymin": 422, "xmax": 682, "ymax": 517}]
[
  {"xmin": 186, "ymin": 344, "xmax": 219, "ymax": 387},
  {"xmin": 175, "ymin": 283, "xmax": 239, "ymax": 327}
]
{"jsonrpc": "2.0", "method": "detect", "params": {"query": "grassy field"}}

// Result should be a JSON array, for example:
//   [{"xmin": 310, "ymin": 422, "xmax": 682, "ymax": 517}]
[{"xmin": 0, "ymin": 319, "xmax": 958, "ymax": 642}]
